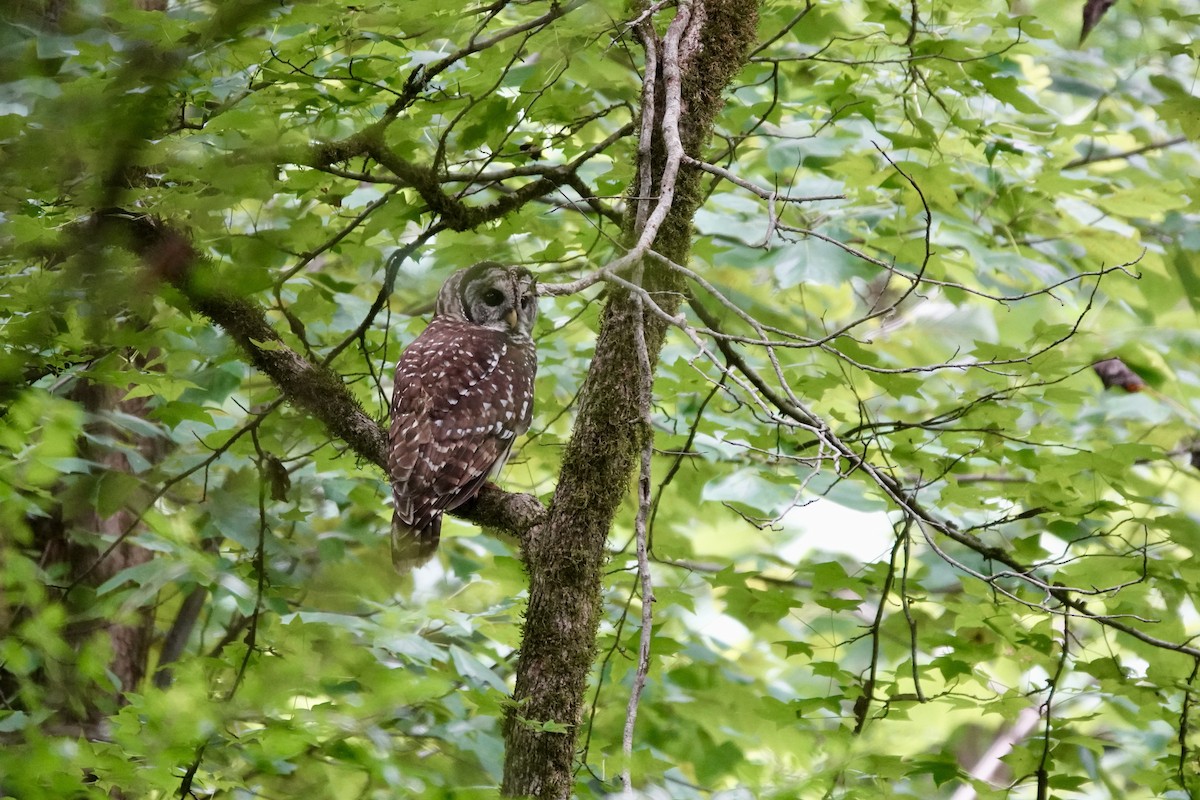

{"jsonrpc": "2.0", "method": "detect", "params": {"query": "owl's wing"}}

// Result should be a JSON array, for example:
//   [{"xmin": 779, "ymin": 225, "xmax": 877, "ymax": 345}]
[{"xmin": 388, "ymin": 317, "xmax": 535, "ymax": 565}]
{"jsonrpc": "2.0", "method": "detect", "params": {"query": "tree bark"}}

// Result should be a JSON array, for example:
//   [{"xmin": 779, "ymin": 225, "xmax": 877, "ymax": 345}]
[
  {"xmin": 500, "ymin": 3, "xmax": 760, "ymax": 797},
  {"xmin": 16, "ymin": 374, "xmax": 166, "ymax": 731}
]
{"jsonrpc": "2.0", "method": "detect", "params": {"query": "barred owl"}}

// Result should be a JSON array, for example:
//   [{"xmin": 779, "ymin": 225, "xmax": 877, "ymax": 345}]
[{"xmin": 388, "ymin": 262, "xmax": 538, "ymax": 569}]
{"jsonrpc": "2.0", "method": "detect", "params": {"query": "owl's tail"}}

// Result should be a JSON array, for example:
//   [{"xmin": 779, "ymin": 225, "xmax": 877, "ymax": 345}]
[{"xmin": 391, "ymin": 512, "xmax": 442, "ymax": 572}]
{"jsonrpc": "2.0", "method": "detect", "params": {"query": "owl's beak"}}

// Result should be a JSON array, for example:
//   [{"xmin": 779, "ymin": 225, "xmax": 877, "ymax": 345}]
[{"xmin": 504, "ymin": 308, "xmax": 519, "ymax": 330}]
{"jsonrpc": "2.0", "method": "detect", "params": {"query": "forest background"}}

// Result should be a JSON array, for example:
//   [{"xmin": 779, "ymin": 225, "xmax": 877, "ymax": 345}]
[{"xmin": 2, "ymin": 0, "xmax": 1200, "ymax": 798}]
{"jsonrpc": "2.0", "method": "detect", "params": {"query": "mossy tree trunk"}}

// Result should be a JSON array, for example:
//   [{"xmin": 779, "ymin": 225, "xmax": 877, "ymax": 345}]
[{"xmin": 500, "ymin": 2, "xmax": 760, "ymax": 797}]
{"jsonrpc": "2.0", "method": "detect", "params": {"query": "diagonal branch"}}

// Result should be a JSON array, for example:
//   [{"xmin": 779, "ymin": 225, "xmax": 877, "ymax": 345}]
[
  {"xmin": 92, "ymin": 210, "xmax": 545, "ymax": 540},
  {"xmin": 686, "ymin": 291, "xmax": 1200, "ymax": 659}
]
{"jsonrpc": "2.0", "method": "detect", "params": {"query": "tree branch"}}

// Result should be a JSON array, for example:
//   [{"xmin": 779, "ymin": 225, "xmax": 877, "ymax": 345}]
[
  {"xmin": 687, "ymin": 291, "xmax": 1200, "ymax": 660},
  {"xmin": 91, "ymin": 210, "xmax": 544, "ymax": 540},
  {"xmin": 1065, "ymin": 135, "xmax": 1188, "ymax": 168}
]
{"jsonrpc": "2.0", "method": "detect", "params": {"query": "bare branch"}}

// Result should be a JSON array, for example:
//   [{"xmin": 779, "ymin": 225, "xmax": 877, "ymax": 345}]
[
  {"xmin": 950, "ymin": 707, "xmax": 1042, "ymax": 800},
  {"xmin": 683, "ymin": 154, "xmax": 845, "ymax": 205},
  {"xmin": 1065, "ymin": 135, "xmax": 1188, "ymax": 168},
  {"xmin": 684, "ymin": 292, "xmax": 1200, "ymax": 659},
  {"xmin": 621, "ymin": 259, "xmax": 657, "ymax": 794}
]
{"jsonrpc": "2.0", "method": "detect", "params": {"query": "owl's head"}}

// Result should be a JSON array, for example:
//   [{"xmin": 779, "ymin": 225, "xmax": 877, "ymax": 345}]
[{"xmin": 435, "ymin": 262, "xmax": 538, "ymax": 337}]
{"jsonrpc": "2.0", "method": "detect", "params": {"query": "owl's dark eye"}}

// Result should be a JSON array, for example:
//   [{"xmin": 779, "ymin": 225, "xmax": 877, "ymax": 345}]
[
  {"xmin": 521, "ymin": 294, "xmax": 534, "ymax": 308},
  {"xmin": 482, "ymin": 288, "xmax": 505, "ymax": 306}
]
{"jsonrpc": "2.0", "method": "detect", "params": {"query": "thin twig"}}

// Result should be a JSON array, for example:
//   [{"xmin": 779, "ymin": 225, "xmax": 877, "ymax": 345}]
[
  {"xmin": 1064, "ymin": 135, "xmax": 1187, "ymax": 168},
  {"xmin": 682, "ymin": 154, "xmax": 844, "ymax": 204},
  {"xmin": 620, "ymin": 278, "xmax": 657, "ymax": 793},
  {"xmin": 1178, "ymin": 658, "xmax": 1200, "ymax": 793},
  {"xmin": 1035, "ymin": 611, "xmax": 1072, "ymax": 800}
]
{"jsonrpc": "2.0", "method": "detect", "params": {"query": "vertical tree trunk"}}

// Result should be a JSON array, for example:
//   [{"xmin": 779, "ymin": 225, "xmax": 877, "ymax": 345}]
[
  {"xmin": 501, "ymin": 2, "xmax": 759, "ymax": 797},
  {"xmin": 30, "ymin": 378, "xmax": 167, "ymax": 729}
]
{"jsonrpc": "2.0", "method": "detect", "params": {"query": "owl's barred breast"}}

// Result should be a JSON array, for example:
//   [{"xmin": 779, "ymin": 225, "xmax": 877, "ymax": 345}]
[{"xmin": 393, "ymin": 317, "xmax": 535, "ymax": 432}]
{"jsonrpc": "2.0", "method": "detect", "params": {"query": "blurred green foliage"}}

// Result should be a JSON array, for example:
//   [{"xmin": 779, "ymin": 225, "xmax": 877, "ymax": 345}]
[{"xmin": 1, "ymin": 0, "xmax": 1199, "ymax": 798}]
